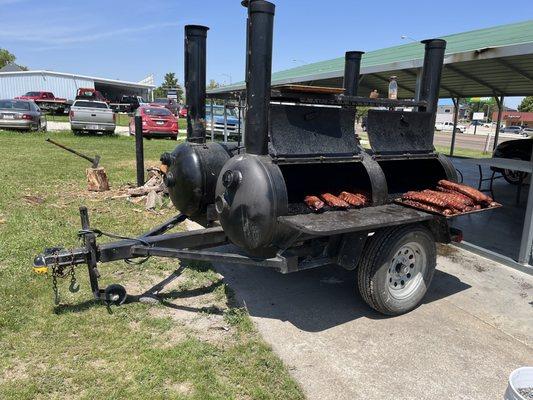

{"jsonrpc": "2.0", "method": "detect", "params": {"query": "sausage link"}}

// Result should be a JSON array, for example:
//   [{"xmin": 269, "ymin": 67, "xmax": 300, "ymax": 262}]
[
  {"xmin": 304, "ymin": 195, "xmax": 324, "ymax": 211},
  {"xmin": 320, "ymin": 193, "xmax": 350, "ymax": 208},
  {"xmin": 422, "ymin": 190, "xmax": 468, "ymax": 211},
  {"xmin": 402, "ymin": 191, "xmax": 449, "ymax": 209},
  {"xmin": 438, "ymin": 180, "xmax": 492, "ymax": 204},
  {"xmin": 402, "ymin": 199, "xmax": 453, "ymax": 216},
  {"xmin": 435, "ymin": 186, "xmax": 475, "ymax": 206}
]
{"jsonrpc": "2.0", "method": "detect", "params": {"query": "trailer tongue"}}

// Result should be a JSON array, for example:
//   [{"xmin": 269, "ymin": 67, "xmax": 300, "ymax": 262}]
[{"xmin": 34, "ymin": 1, "xmax": 498, "ymax": 315}]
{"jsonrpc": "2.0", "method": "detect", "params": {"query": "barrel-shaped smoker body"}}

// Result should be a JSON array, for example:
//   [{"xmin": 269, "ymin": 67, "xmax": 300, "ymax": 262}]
[
  {"xmin": 163, "ymin": 23, "xmax": 239, "ymax": 222},
  {"xmin": 164, "ymin": 141, "xmax": 237, "ymax": 220},
  {"xmin": 212, "ymin": 0, "xmax": 457, "ymax": 256}
]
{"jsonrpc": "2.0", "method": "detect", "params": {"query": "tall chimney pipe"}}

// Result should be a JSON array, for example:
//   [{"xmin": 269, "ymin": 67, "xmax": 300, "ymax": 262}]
[
  {"xmin": 343, "ymin": 51, "xmax": 364, "ymax": 96},
  {"xmin": 184, "ymin": 25, "xmax": 209, "ymax": 143},
  {"xmin": 419, "ymin": 39, "xmax": 446, "ymax": 118},
  {"xmin": 243, "ymin": 0, "xmax": 275, "ymax": 156}
]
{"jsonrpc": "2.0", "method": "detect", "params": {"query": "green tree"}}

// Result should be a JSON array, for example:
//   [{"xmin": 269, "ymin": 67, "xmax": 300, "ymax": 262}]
[
  {"xmin": 0, "ymin": 48, "xmax": 27, "ymax": 70},
  {"xmin": 207, "ymin": 79, "xmax": 220, "ymax": 90},
  {"xmin": 207, "ymin": 79, "xmax": 223, "ymax": 104},
  {"xmin": 460, "ymin": 97, "xmax": 497, "ymax": 121},
  {"xmin": 518, "ymin": 96, "xmax": 533, "ymax": 112},
  {"xmin": 355, "ymin": 106, "xmax": 370, "ymax": 123},
  {"xmin": 153, "ymin": 72, "xmax": 183, "ymax": 101}
]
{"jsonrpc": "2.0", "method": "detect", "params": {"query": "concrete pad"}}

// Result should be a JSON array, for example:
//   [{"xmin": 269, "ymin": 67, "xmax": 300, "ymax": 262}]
[{"xmin": 214, "ymin": 245, "xmax": 533, "ymax": 400}]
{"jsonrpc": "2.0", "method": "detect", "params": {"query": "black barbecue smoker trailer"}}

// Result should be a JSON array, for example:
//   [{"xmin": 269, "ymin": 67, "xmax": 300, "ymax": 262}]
[{"xmin": 34, "ymin": 1, "xmax": 484, "ymax": 315}]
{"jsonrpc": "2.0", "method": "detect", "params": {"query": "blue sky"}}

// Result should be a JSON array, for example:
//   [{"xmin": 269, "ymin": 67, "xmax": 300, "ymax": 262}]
[{"xmin": 2, "ymin": 0, "xmax": 532, "ymax": 107}]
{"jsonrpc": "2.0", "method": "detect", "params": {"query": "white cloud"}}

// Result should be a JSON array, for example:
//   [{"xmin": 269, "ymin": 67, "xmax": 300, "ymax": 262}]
[{"xmin": 0, "ymin": 22, "xmax": 178, "ymax": 47}]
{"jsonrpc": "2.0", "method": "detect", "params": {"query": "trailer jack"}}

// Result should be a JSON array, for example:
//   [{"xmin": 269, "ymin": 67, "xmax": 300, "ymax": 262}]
[{"xmin": 33, "ymin": 206, "xmax": 195, "ymax": 305}]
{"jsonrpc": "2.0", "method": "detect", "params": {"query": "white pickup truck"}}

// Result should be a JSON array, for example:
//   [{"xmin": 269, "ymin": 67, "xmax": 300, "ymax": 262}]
[
  {"xmin": 435, "ymin": 121, "xmax": 466, "ymax": 133},
  {"xmin": 69, "ymin": 100, "xmax": 116, "ymax": 135}
]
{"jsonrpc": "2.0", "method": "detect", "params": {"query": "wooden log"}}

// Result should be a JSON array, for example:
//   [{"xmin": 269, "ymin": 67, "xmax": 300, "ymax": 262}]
[{"xmin": 86, "ymin": 167, "xmax": 110, "ymax": 192}]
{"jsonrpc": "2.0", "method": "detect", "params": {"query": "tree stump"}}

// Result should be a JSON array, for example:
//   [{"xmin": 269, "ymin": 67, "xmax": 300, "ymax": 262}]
[{"xmin": 86, "ymin": 167, "xmax": 110, "ymax": 191}]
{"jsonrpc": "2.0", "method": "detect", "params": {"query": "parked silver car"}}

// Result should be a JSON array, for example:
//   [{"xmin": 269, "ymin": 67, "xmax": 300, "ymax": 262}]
[
  {"xmin": 500, "ymin": 125, "xmax": 525, "ymax": 135},
  {"xmin": 69, "ymin": 100, "xmax": 115, "ymax": 135},
  {"xmin": 0, "ymin": 99, "xmax": 47, "ymax": 131}
]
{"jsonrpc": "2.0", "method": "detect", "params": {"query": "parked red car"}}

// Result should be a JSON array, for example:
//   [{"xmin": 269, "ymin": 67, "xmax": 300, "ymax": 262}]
[
  {"xmin": 178, "ymin": 106, "xmax": 187, "ymax": 118},
  {"xmin": 129, "ymin": 106, "xmax": 179, "ymax": 139}
]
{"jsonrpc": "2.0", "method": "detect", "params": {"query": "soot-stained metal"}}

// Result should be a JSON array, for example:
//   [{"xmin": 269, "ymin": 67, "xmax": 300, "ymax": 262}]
[{"xmin": 33, "ymin": 1, "xmax": 498, "ymax": 315}]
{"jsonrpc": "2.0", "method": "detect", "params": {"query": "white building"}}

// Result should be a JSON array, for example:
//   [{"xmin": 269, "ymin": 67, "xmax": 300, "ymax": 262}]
[{"xmin": 0, "ymin": 70, "xmax": 155, "ymax": 102}]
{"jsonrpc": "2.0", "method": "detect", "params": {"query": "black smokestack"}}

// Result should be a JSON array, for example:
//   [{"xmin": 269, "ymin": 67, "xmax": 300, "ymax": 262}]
[
  {"xmin": 343, "ymin": 51, "xmax": 364, "ymax": 96},
  {"xmin": 243, "ymin": 0, "xmax": 275, "ymax": 155},
  {"xmin": 419, "ymin": 39, "xmax": 446, "ymax": 118},
  {"xmin": 184, "ymin": 25, "xmax": 209, "ymax": 143}
]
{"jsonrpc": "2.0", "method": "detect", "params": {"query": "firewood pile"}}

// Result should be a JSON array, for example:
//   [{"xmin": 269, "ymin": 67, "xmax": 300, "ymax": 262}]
[
  {"xmin": 127, "ymin": 167, "xmax": 168, "ymax": 210},
  {"xmin": 396, "ymin": 179, "xmax": 501, "ymax": 216}
]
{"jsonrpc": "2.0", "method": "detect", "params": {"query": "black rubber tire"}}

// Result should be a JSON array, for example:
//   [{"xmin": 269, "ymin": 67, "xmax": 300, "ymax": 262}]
[
  {"xmin": 72, "ymin": 129, "xmax": 82, "ymax": 136},
  {"xmin": 502, "ymin": 170, "xmax": 526, "ymax": 185},
  {"xmin": 357, "ymin": 224, "xmax": 436, "ymax": 316},
  {"xmin": 104, "ymin": 284, "xmax": 127, "ymax": 306}
]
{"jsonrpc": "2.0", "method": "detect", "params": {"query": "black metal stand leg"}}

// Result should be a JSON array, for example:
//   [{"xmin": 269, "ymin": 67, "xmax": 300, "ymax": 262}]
[
  {"xmin": 517, "ymin": 175, "xmax": 524, "ymax": 204},
  {"xmin": 489, "ymin": 170, "xmax": 496, "ymax": 201},
  {"xmin": 80, "ymin": 206, "xmax": 101, "ymax": 299},
  {"xmin": 477, "ymin": 165, "xmax": 483, "ymax": 190}
]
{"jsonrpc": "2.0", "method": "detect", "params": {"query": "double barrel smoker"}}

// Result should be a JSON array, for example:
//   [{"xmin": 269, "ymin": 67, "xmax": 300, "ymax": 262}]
[{"xmin": 34, "ymin": 1, "xmax": 485, "ymax": 315}]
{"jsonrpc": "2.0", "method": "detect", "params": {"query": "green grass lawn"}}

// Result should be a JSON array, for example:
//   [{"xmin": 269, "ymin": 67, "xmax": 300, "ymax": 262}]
[
  {"xmin": 0, "ymin": 130, "xmax": 303, "ymax": 400},
  {"xmin": 46, "ymin": 114, "xmax": 187, "ymax": 129}
]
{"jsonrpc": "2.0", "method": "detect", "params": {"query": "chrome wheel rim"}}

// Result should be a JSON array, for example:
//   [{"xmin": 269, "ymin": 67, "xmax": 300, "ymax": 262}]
[
  {"xmin": 504, "ymin": 169, "xmax": 524, "ymax": 183},
  {"xmin": 387, "ymin": 242, "xmax": 427, "ymax": 300}
]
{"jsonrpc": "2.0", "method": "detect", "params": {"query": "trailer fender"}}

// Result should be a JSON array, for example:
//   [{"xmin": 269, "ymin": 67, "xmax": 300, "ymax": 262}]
[
  {"xmin": 336, "ymin": 232, "xmax": 368, "ymax": 270},
  {"xmin": 424, "ymin": 218, "xmax": 451, "ymax": 244}
]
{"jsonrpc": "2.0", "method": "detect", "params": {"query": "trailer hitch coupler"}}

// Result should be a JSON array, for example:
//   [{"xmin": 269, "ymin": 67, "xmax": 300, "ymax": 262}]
[{"xmin": 33, "ymin": 255, "xmax": 48, "ymax": 275}]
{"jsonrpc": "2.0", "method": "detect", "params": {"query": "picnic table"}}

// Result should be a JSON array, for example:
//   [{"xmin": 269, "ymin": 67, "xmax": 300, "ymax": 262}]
[{"xmin": 462, "ymin": 158, "xmax": 533, "ymax": 204}]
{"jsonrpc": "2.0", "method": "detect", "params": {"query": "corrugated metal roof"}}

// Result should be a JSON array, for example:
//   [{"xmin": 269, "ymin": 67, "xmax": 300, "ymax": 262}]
[
  {"xmin": 210, "ymin": 20, "xmax": 533, "ymax": 98},
  {"xmin": 0, "ymin": 70, "xmax": 155, "ymax": 101},
  {"xmin": 0, "ymin": 70, "xmax": 155, "ymax": 89}
]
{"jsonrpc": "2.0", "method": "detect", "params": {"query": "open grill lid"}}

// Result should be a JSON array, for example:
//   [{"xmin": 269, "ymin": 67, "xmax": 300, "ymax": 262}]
[
  {"xmin": 268, "ymin": 103, "xmax": 362, "ymax": 163},
  {"xmin": 366, "ymin": 109, "xmax": 436, "ymax": 158}
]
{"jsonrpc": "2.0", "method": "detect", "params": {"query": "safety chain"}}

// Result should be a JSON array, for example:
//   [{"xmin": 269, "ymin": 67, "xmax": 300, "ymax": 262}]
[{"xmin": 51, "ymin": 250, "xmax": 79, "ymax": 305}]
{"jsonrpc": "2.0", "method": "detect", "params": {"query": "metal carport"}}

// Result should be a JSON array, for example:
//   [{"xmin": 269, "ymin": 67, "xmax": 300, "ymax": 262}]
[{"xmin": 209, "ymin": 20, "xmax": 533, "ymax": 272}]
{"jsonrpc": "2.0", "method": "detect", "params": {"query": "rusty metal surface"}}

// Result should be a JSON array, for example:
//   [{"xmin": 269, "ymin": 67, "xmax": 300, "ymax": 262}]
[{"xmin": 278, "ymin": 204, "xmax": 434, "ymax": 235}]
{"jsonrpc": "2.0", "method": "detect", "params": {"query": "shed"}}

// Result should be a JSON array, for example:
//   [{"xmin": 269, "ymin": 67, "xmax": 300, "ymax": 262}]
[{"xmin": 0, "ymin": 70, "xmax": 155, "ymax": 102}]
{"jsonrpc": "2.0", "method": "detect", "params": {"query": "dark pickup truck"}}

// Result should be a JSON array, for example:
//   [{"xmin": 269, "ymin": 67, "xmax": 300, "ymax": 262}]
[{"xmin": 110, "ymin": 95, "xmax": 147, "ymax": 114}]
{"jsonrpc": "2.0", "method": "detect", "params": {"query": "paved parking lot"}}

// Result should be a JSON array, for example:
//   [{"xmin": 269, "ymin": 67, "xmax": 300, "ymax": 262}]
[{"xmin": 214, "ymin": 246, "xmax": 533, "ymax": 400}]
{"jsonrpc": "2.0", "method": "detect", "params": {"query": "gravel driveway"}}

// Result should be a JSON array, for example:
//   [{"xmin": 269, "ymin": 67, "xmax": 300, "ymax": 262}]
[{"xmin": 47, "ymin": 121, "xmax": 130, "ymax": 135}]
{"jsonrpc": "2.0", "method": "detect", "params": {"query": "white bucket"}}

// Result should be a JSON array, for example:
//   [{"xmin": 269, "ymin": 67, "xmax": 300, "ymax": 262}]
[{"xmin": 505, "ymin": 367, "xmax": 533, "ymax": 400}]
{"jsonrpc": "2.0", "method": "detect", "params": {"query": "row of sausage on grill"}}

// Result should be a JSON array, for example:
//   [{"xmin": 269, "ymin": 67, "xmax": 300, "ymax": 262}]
[
  {"xmin": 304, "ymin": 191, "xmax": 371, "ymax": 212},
  {"xmin": 399, "ymin": 179, "xmax": 499, "ymax": 216}
]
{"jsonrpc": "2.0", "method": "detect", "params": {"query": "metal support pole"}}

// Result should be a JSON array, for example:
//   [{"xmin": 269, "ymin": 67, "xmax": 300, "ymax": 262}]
[
  {"xmin": 414, "ymin": 68, "xmax": 422, "ymax": 103},
  {"xmin": 518, "ymin": 149, "xmax": 533, "ymax": 265},
  {"xmin": 493, "ymin": 96, "xmax": 504, "ymax": 151},
  {"xmin": 223, "ymin": 100, "xmax": 228, "ymax": 143},
  {"xmin": 210, "ymin": 99, "xmax": 215, "ymax": 141},
  {"xmin": 134, "ymin": 115, "xmax": 145, "ymax": 186},
  {"xmin": 450, "ymin": 97, "xmax": 460, "ymax": 157},
  {"xmin": 237, "ymin": 97, "xmax": 242, "ymax": 148}
]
